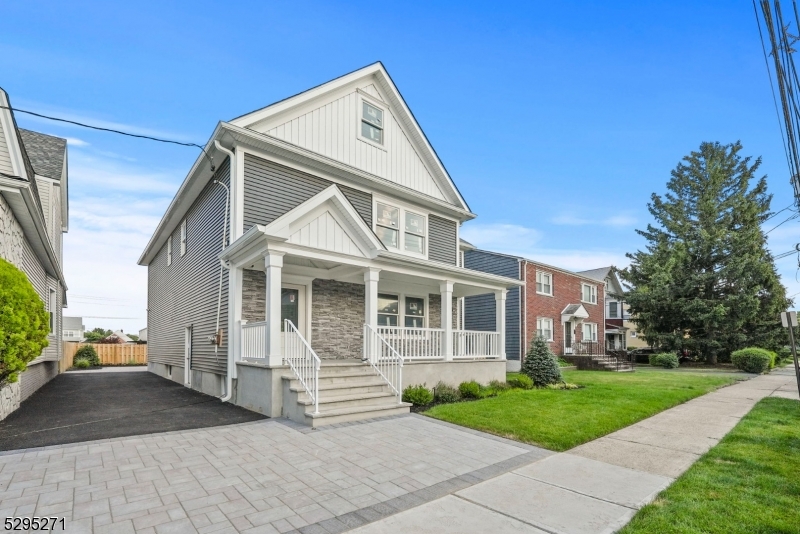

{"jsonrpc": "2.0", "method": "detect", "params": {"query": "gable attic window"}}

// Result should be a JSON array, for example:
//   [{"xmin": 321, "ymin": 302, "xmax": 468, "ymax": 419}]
[
  {"xmin": 361, "ymin": 101, "xmax": 384, "ymax": 144},
  {"xmin": 180, "ymin": 220, "xmax": 187, "ymax": 256}
]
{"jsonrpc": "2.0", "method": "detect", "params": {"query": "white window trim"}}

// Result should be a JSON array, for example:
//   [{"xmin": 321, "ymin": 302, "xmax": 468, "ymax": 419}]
[
  {"xmin": 581, "ymin": 283, "xmax": 597, "ymax": 305},
  {"xmin": 373, "ymin": 196, "xmax": 428, "ymax": 260},
  {"xmin": 180, "ymin": 219, "xmax": 187, "ymax": 256},
  {"xmin": 356, "ymin": 93, "xmax": 388, "ymax": 151},
  {"xmin": 582, "ymin": 322, "xmax": 598, "ymax": 342},
  {"xmin": 536, "ymin": 270, "xmax": 553, "ymax": 296},
  {"xmin": 377, "ymin": 292, "xmax": 429, "ymax": 329},
  {"xmin": 167, "ymin": 237, "xmax": 172, "ymax": 266},
  {"xmin": 48, "ymin": 288, "xmax": 56, "ymax": 335},
  {"xmin": 536, "ymin": 317, "xmax": 554, "ymax": 341}
]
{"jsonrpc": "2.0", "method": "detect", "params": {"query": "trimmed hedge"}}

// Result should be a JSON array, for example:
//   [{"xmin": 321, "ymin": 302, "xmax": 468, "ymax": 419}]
[
  {"xmin": 458, "ymin": 380, "xmax": 481, "ymax": 399},
  {"xmin": 433, "ymin": 382, "xmax": 460, "ymax": 403},
  {"xmin": 508, "ymin": 374, "xmax": 534, "ymax": 389},
  {"xmin": 402, "ymin": 384, "xmax": 433, "ymax": 406},
  {"xmin": 649, "ymin": 353, "xmax": 679, "ymax": 369},
  {"xmin": 731, "ymin": 348, "xmax": 773, "ymax": 374}
]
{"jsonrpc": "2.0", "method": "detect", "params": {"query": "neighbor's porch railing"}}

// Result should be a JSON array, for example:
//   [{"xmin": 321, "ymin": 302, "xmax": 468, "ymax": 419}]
[
  {"xmin": 363, "ymin": 324, "xmax": 403, "ymax": 400},
  {"xmin": 284, "ymin": 319, "xmax": 321, "ymax": 414},
  {"xmin": 241, "ymin": 321, "xmax": 267, "ymax": 360},
  {"xmin": 452, "ymin": 330, "xmax": 501, "ymax": 359},
  {"xmin": 376, "ymin": 326, "xmax": 444, "ymax": 360}
]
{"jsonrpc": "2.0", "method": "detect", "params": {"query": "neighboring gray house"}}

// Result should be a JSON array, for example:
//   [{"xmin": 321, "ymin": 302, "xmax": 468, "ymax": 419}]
[
  {"xmin": 577, "ymin": 266, "xmax": 628, "ymax": 350},
  {"xmin": 138, "ymin": 327, "xmax": 147, "ymax": 342},
  {"xmin": 139, "ymin": 63, "xmax": 520, "ymax": 427},
  {"xmin": 0, "ymin": 88, "xmax": 69, "ymax": 409},
  {"xmin": 62, "ymin": 316, "xmax": 85, "ymax": 341}
]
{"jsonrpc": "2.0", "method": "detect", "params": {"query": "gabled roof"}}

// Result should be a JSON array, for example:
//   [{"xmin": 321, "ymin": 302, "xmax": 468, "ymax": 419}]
[
  {"xmin": 19, "ymin": 129, "xmax": 66, "ymax": 181},
  {"xmin": 576, "ymin": 266, "xmax": 611, "ymax": 282},
  {"xmin": 62, "ymin": 316, "xmax": 84, "ymax": 330},
  {"xmin": 562, "ymin": 304, "xmax": 589, "ymax": 319},
  {"xmin": 230, "ymin": 62, "xmax": 470, "ymax": 212}
]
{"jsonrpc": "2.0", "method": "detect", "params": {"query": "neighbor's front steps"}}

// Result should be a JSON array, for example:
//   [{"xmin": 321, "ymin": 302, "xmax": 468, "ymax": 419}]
[
  {"xmin": 282, "ymin": 359, "xmax": 410, "ymax": 428},
  {"xmin": 349, "ymin": 369, "xmax": 798, "ymax": 534}
]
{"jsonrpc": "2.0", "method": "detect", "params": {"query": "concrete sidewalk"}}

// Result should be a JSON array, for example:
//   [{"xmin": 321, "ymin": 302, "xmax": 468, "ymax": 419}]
[{"xmin": 352, "ymin": 369, "xmax": 798, "ymax": 534}]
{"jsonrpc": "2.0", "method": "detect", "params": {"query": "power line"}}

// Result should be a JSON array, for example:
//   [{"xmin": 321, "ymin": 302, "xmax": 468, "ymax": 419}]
[
  {"xmin": 765, "ymin": 211, "xmax": 800, "ymax": 234},
  {"xmin": 0, "ymin": 105, "xmax": 215, "ymax": 170}
]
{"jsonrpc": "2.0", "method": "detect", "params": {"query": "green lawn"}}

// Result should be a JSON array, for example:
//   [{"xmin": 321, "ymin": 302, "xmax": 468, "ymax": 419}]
[
  {"xmin": 620, "ymin": 397, "xmax": 800, "ymax": 534},
  {"xmin": 423, "ymin": 370, "xmax": 740, "ymax": 451}
]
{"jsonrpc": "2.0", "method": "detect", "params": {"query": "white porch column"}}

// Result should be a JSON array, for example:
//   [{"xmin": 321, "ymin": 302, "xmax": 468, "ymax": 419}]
[
  {"xmin": 495, "ymin": 289, "xmax": 507, "ymax": 359},
  {"xmin": 364, "ymin": 268, "xmax": 380, "ymax": 328},
  {"xmin": 227, "ymin": 264, "xmax": 243, "ymax": 378},
  {"xmin": 440, "ymin": 281, "xmax": 454, "ymax": 361},
  {"xmin": 265, "ymin": 252, "xmax": 284, "ymax": 367}
]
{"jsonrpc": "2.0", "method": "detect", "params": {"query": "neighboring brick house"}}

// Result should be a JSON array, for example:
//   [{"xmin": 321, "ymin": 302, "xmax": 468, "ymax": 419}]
[
  {"xmin": 463, "ymin": 247, "xmax": 605, "ymax": 371},
  {"xmin": 0, "ymin": 88, "xmax": 69, "ymax": 413}
]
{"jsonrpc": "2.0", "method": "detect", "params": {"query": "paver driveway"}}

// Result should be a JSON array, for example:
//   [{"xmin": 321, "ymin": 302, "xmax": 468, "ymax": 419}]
[
  {"xmin": 0, "ymin": 414, "xmax": 546, "ymax": 533},
  {"xmin": 0, "ymin": 370, "xmax": 266, "ymax": 451}
]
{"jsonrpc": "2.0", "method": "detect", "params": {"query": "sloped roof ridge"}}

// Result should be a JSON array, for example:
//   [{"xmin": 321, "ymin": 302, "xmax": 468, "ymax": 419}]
[{"xmin": 18, "ymin": 128, "xmax": 66, "ymax": 180}]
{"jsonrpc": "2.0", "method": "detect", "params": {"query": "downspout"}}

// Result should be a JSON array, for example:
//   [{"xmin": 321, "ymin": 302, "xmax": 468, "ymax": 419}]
[{"xmin": 214, "ymin": 141, "xmax": 236, "ymax": 402}]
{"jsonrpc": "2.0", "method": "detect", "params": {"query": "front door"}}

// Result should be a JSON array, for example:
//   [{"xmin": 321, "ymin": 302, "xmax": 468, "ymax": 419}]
[
  {"xmin": 280, "ymin": 284, "xmax": 306, "ymax": 350},
  {"xmin": 564, "ymin": 322, "xmax": 573, "ymax": 354}
]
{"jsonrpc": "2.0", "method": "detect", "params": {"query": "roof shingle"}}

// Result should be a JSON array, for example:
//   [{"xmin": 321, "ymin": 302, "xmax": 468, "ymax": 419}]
[{"xmin": 18, "ymin": 129, "xmax": 66, "ymax": 180}]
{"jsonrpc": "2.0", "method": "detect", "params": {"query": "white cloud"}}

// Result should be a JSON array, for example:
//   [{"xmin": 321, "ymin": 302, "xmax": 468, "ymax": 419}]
[
  {"xmin": 69, "ymin": 154, "xmax": 182, "ymax": 196},
  {"xmin": 551, "ymin": 214, "xmax": 637, "ymax": 227},
  {"xmin": 65, "ymin": 137, "xmax": 89, "ymax": 147}
]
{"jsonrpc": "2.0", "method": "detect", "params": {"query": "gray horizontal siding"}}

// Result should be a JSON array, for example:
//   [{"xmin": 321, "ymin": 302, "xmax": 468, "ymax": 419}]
[
  {"xmin": 463, "ymin": 249, "xmax": 522, "ymax": 360},
  {"xmin": 148, "ymin": 157, "xmax": 230, "ymax": 375},
  {"xmin": 428, "ymin": 215, "xmax": 457, "ymax": 265},
  {"xmin": 243, "ymin": 153, "xmax": 371, "ymax": 230}
]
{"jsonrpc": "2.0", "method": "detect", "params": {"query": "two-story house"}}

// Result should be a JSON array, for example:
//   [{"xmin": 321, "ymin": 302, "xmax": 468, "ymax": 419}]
[
  {"xmin": 462, "ymin": 247, "xmax": 606, "ymax": 371},
  {"xmin": 62, "ymin": 316, "xmax": 85, "ymax": 342},
  {"xmin": 577, "ymin": 267, "xmax": 628, "ymax": 351},
  {"xmin": 139, "ymin": 63, "xmax": 520, "ymax": 427},
  {"xmin": 0, "ymin": 88, "xmax": 69, "ymax": 414}
]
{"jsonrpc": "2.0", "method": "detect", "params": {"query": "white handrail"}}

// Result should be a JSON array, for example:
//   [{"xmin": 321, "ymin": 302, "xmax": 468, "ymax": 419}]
[
  {"xmin": 284, "ymin": 319, "xmax": 321, "ymax": 414},
  {"xmin": 363, "ymin": 324, "xmax": 404, "ymax": 401},
  {"xmin": 452, "ymin": 330, "xmax": 501, "ymax": 359},
  {"xmin": 376, "ymin": 326, "xmax": 444, "ymax": 360},
  {"xmin": 241, "ymin": 321, "xmax": 268, "ymax": 360}
]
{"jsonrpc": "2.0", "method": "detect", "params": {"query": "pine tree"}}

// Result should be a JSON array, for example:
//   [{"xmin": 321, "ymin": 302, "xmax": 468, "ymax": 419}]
[
  {"xmin": 621, "ymin": 141, "xmax": 790, "ymax": 364},
  {"xmin": 521, "ymin": 336, "xmax": 562, "ymax": 386}
]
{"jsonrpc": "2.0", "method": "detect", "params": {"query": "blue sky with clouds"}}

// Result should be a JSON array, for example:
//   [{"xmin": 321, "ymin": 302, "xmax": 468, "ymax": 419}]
[{"xmin": 2, "ymin": 1, "xmax": 798, "ymax": 332}]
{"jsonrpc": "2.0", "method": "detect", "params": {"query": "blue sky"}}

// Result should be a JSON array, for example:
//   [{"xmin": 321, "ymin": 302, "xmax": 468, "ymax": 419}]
[{"xmin": 2, "ymin": 0, "xmax": 798, "ymax": 332}]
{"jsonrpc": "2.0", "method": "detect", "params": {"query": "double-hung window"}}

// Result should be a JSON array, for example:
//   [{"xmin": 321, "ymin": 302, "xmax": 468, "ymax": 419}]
[
  {"xmin": 582, "ymin": 283, "xmax": 597, "ymax": 304},
  {"xmin": 536, "ymin": 318, "xmax": 553, "ymax": 341},
  {"xmin": 536, "ymin": 271, "xmax": 552, "ymax": 295},
  {"xmin": 405, "ymin": 297, "xmax": 425, "ymax": 328},
  {"xmin": 167, "ymin": 237, "xmax": 173, "ymax": 266},
  {"xmin": 582, "ymin": 323, "xmax": 597, "ymax": 342},
  {"xmin": 180, "ymin": 220, "xmax": 187, "ymax": 256},
  {"xmin": 375, "ymin": 201, "xmax": 427, "ymax": 256},
  {"xmin": 608, "ymin": 301, "xmax": 618, "ymax": 318},
  {"xmin": 378, "ymin": 294, "xmax": 399, "ymax": 326},
  {"xmin": 361, "ymin": 101, "xmax": 384, "ymax": 144}
]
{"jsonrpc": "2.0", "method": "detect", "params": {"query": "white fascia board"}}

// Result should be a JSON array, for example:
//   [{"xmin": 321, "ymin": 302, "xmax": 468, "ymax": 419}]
[
  {"xmin": 223, "ymin": 123, "xmax": 475, "ymax": 221},
  {"xmin": 376, "ymin": 250, "xmax": 522, "ymax": 289},
  {"xmin": 138, "ymin": 124, "xmax": 223, "ymax": 266},
  {"xmin": 0, "ymin": 178, "xmax": 67, "ymax": 287},
  {"xmin": 0, "ymin": 92, "xmax": 27, "ymax": 179}
]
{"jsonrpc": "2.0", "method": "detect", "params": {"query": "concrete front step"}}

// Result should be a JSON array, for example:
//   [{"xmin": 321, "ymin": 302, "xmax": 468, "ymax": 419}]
[
  {"xmin": 290, "ymin": 379, "xmax": 391, "ymax": 397},
  {"xmin": 305, "ymin": 402, "xmax": 412, "ymax": 427}
]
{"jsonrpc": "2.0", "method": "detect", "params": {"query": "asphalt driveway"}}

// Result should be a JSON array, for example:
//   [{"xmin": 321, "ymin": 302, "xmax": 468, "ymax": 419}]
[{"xmin": 0, "ymin": 370, "xmax": 266, "ymax": 451}]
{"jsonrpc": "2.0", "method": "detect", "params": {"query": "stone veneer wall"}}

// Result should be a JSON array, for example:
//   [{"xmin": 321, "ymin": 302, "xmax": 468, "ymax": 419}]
[
  {"xmin": 0, "ymin": 194, "xmax": 25, "ymax": 267},
  {"xmin": 312, "ymin": 279, "xmax": 365, "ymax": 359},
  {"xmin": 0, "ymin": 382, "xmax": 20, "ymax": 422},
  {"xmin": 242, "ymin": 269, "xmax": 266, "ymax": 323},
  {"xmin": 428, "ymin": 294, "xmax": 458, "ymax": 329}
]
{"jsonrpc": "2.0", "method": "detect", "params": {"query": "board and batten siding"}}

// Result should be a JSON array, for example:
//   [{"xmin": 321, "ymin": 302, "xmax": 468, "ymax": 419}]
[
  {"xmin": 428, "ymin": 215, "xmax": 457, "ymax": 265},
  {"xmin": 463, "ymin": 249, "xmax": 522, "ymax": 360},
  {"xmin": 257, "ymin": 84, "xmax": 447, "ymax": 202},
  {"xmin": 0, "ymin": 119, "xmax": 13, "ymax": 176},
  {"xmin": 243, "ymin": 153, "xmax": 372, "ymax": 230},
  {"xmin": 148, "ymin": 158, "xmax": 230, "ymax": 375}
]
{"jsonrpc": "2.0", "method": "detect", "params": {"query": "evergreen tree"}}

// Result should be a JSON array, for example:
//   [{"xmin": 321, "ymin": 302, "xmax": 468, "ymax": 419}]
[
  {"xmin": 621, "ymin": 141, "xmax": 790, "ymax": 364},
  {"xmin": 521, "ymin": 336, "xmax": 562, "ymax": 386}
]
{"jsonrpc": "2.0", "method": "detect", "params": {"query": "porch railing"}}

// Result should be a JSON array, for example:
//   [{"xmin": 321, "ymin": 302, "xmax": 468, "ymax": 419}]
[
  {"xmin": 284, "ymin": 319, "xmax": 321, "ymax": 414},
  {"xmin": 568, "ymin": 341, "xmax": 604, "ymax": 356},
  {"xmin": 241, "ymin": 321, "xmax": 267, "ymax": 360},
  {"xmin": 363, "ymin": 324, "xmax": 403, "ymax": 400},
  {"xmin": 452, "ymin": 330, "xmax": 501, "ymax": 359},
  {"xmin": 376, "ymin": 326, "xmax": 444, "ymax": 360}
]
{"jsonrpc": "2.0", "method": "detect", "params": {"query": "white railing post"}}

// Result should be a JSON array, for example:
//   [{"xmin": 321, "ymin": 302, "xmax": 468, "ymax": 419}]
[
  {"xmin": 495, "ymin": 289, "xmax": 506, "ymax": 360},
  {"xmin": 364, "ymin": 324, "xmax": 403, "ymax": 401},
  {"xmin": 441, "ymin": 281, "xmax": 454, "ymax": 361},
  {"xmin": 283, "ymin": 319, "xmax": 321, "ymax": 413}
]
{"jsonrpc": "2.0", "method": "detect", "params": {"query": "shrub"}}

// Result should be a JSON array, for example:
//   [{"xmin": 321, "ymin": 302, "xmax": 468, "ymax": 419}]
[
  {"xmin": 776, "ymin": 347, "xmax": 792, "ymax": 364},
  {"xmin": 0, "ymin": 259, "xmax": 50, "ymax": 384},
  {"xmin": 731, "ymin": 348, "xmax": 773, "ymax": 374},
  {"xmin": 488, "ymin": 379, "xmax": 510, "ymax": 392},
  {"xmin": 648, "ymin": 353, "xmax": 679, "ymax": 369},
  {"xmin": 545, "ymin": 382, "xmax": 581, "ymax": 390},
  {"xmin": 74, "ymin": 345, "xmax": 100, "ymax": 367},
  {"xmin": 402, "ymin": 384, "xmax": 433, "ymax": 406},
  {"xmin": 433, "ymin": 382, "xmax": 460, "ymax": 403},
  {"xmin": 508, "ymin": 374, "xmax": 534, "ymax": 389},
  {"xmin": 458, "ymin": 380, "xmax": 481, "ymax": 399},
  {"xmin": 74, "ymin": 359, "xmax": 90, "ymax": 369},
  {"xmin": 521, "ymin": 336, "xmax": 562, "ymax": 386}
]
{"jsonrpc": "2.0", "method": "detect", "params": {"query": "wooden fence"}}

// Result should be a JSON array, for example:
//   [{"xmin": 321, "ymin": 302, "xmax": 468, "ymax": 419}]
[{"xmin": 61, "ymin": 342, "xmax": 147, "ymax": 372}]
